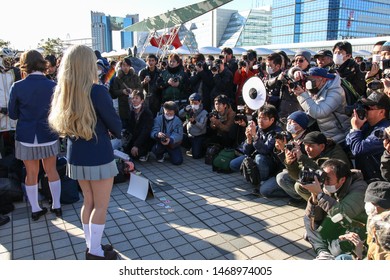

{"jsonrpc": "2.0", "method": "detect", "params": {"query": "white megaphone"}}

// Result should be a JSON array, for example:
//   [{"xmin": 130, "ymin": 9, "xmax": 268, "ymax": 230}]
[{"xmin": 242, "ymin": 76, "xmax": 266, "ymax": 110}]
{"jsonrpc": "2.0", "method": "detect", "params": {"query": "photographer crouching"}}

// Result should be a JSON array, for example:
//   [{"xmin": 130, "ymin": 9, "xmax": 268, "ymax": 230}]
[
  {"xmin": 300, "ymin": 158, "xmax": 368, "ymax": 260},
  {"xmin": 207, "ymin": 94, "xmax": 236, "ymax": 149},
  {"xmin": 179, "ymin": 93, "xmax": 208, "ymax": 159}
]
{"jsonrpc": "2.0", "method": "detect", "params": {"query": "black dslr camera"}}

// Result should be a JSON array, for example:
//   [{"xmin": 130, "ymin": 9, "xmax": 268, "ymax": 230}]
[
  {"xmin": 298, "ymin": 167, "xmax": 327, "ymax": 185},
  {"xmin": 208, "ymin": 109, "xmax": 219, "ymax": 119},
  {"xmin": 345, "ymin": 100, "xmax": 366, "ymax": 120},
  {"xmin": 234, "ymin": 105, "xmax": 247, "ymax": 123},
  {"xmin": 184, "ymin": 105, "xmax": 195, "ymax": 118},
  {"xmin": 285, "ymin": 143, "xmax": 294, "ymax": 151},
  {"xmin": 273, "ymin": 131, "xmax": 293, "ymax": 142},
  {"xmin": 209, "ymin": 61, "xmax": 221, "ymax": 72},
  {"xmin": 374, "ymin": 129, "xmax": 390, "ymax": 140}
]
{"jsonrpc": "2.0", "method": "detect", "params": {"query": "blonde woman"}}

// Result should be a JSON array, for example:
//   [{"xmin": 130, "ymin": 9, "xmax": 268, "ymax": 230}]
[
  {"xmin": 8, "ymin": 50, "xmax": 61, "ymax": 221},
  {"xmin": 49, "ymin": 45, "xmax": 122, "ymax": 260}
]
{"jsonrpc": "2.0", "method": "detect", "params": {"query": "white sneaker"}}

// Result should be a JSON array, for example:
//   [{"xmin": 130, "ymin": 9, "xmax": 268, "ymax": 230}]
[
  {"xmin": 156, "ymin": 154, "xmax": 165, "ymax": 163},
  {"xmin": 139, "ymin": 153, "xmax": 149, "ymax": 162}
]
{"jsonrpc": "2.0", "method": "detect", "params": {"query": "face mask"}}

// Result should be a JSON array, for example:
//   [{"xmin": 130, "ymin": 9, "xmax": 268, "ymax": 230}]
[
  {"xmin": 266, "ymin": 66, "xmax": 274, "ymax": 75},
  {"xmin": 286, "ymin": 123, "xmax": 298, "ymax": 134},
  {"xmin": 191, "ymin": 104, "xmax": 200, "ymax": 110},
  {"xmin": 133, "ymin": 104, "xmax": 142, "ymax": 110},
  {"xmin": 306, "ymin": 80, "xmax": 321, "ymax": 94},
  {"xmin": 164, "ymin": 114, "xmax": 174, "ymax": 120},
  {"xmin": 333, "ymin": 54, "xmax": 344, "ymax": 65},
  {"xmin": 323, "ymin": 184, "xmax": 338, "ymax": 194},
  {"xmin": 97, "ymin": 70, "xmax": 102, "ymax": 76},
  {"xmin": 365, "ymin": 202, "xmax": 377, "ymax": 216}
]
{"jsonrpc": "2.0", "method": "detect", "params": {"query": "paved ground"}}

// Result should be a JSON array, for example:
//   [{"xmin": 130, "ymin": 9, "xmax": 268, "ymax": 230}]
[{"xmin": 0, "ymin": 152, "xmax": 316, "ymax": 260}]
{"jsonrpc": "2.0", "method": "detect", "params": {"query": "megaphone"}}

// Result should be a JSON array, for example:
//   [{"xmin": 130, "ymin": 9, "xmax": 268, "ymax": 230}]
[{"xmin": 242, "ymin": 76, "xmax": 266, "ymax": 110}]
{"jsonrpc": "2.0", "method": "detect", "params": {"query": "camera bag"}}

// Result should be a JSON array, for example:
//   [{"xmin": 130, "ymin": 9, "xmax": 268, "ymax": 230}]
[
  {"xmin": 212, "ymin": 148, "xmax": 236, "ymax": 173},
  {"xmin": 204, "ymin": 144, "xmax": 221, "ymax": 165},
  {"xmin": 240, "ymin": 154, "xmax": 260, "ymax": 186}
]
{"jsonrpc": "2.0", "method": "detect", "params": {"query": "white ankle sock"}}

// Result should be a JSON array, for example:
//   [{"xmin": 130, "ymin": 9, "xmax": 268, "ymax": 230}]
[
  {"xmin": 49, "ymin": 179, "xmax": 61, "ymax": 209},
  {"xmin": 25, "ymin": 184, "xmax": 42, "ymax": 212},
  {"xmin": 82, "ymin": 223, "xmax": 91, "ymax": 249},
  {"xmin": 89, "ymin": 223, "xmax": 105, "ymax": 257}
]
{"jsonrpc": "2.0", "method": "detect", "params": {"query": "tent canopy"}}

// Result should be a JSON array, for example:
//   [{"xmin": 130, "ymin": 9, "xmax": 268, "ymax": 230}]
[
  {"xmin": 198, "ymin": 46, "xmax": 221, "ymax": 55},
  {"xmin": 123, "ymin": 0, "xmax": 232, "ymax": 32}
]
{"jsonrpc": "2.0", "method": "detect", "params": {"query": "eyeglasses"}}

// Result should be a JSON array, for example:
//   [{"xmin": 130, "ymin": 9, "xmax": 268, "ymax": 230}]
[{"xmin": 295, "ymin": 59, "xmax": 305, "ymax": 63}]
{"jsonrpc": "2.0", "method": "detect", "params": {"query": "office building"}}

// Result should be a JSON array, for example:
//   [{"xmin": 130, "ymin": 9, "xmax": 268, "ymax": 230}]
[
  {"xmin": 272, "ymin": 0, "xmax": 390, "ymax": 44},
  {"xmin": 91, "ymin": 11, "xmax": 138, "ymax": 52}
]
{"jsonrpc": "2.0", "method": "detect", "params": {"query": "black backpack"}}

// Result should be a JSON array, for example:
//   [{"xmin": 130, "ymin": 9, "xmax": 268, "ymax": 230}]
[
  {"xmin": 240, "ymin": 155, "xmax": 260, "ymax": 186},
  {"xmin": 205, "ymin": 144, "xmax": 221, "ymax": 165}
]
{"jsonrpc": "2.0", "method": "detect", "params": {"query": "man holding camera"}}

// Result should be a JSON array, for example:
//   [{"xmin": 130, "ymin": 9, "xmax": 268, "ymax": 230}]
[
  {"xmin": 139, "ymin": 54, "xmax": 161, "ymax": 117},
  {"xmin": 346, "ymin": 92, "xmax": 390, "ymax": 182},
  {"xmin": 300, "ymin": 158, "xmax": 367, "ymax": 260},
  {"xmin": 210, "ymin": 59, "xmax": 234, "ymax": 106},
  {"xmin": 150, "ymin": 101, "xmax": 183, "ymax": 165},
  {"xmin": 188, "ymin": 54, "xmax": 214, "ymax": 112},
  {"xmin": 293, "ymin": 67, "xmax": 351, "ymax": 148},
  {"xmin": 233, "ymin": 50, "xmax": 258, "ymax": 106},
  {"xmin": 285, "ymin": 131, "xmax": 351, "ymax": 201},
  {"xmin": 207, "ymin": 95, "xmax": 236, "ymax": 149},
  {"xmin": 179, "ymin": 93, "xmax": 208, "ymax": 159}
]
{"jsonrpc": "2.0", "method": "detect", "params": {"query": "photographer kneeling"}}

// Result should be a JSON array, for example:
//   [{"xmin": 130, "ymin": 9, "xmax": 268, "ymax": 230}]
[
  {"xmin": 179, "ymin": 93, "xmax": 208, "ymax": 159},
  {"xmin": 301, "ymin": 158, "xmax": 367, "ymax": 260},
  {"xmin": 150, "ymin": 101, "xmax": 183, "ymax": 165}
]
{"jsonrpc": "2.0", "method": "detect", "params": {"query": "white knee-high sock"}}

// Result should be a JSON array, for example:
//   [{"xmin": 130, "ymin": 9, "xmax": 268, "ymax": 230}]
[
  {"xmin": 48, "ymin": 179, "xmax": 61, "ymax": 209},
  {"xmin": 89, "ymin": 223, "xmax": 105, "ymax": 257},
  {"xmin": 82, "ymin": 223, "xmax": 91, "ymax": 249},
  {"xmin": 25, "ymin": 184, "xmax": 42, "ymax": 212}
]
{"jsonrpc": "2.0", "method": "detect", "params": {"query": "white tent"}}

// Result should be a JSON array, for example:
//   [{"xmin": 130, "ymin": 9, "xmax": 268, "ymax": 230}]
[
  {"xmin": 253, "ymin": 47, "xmax": 274, "ymax": 55},
  {"xmin": 231, "ymin": 47, "xmax": 247, "ymax": 55},
  {"xmin": 172, "ymin": 46, "xmax": 191, "ymax": 55},
  {"xmin": 274, "ymin": 48, "xmax": 296, "ymax": 56},
  {"xmin": 198, "ymin": 46, "xmax": 221, "ymax": 55}
]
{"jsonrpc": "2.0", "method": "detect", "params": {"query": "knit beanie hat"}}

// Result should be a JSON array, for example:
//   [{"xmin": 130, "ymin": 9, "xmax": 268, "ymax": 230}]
[
  {"xmin": 381, "ymin": 41, "xmax": 390, "ymax": 52},
  {"xmin": 295, "ymin": 50, "xmax": 311, "ymax": 63},
  {"xmin": 287, "ymin": 111, "xmax": 309, "ymax": 130}
]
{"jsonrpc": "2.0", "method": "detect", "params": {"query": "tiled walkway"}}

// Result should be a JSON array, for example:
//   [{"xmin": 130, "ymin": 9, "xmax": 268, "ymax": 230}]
[{"xmin": 0, "ymin": 153, "xmax": 316, "ymax": 260}]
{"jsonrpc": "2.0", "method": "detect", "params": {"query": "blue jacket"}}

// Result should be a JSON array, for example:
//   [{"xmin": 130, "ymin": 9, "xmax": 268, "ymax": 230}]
[
  {"xmin": 243, "ymin": 123, "xmax": 282, "ymax": 156},
  {"xmin": 8, "ymin": 74, "xmax": 58, "ymax": 143},
  {"xmin": 151, "ymin": 114, "xmax": 183, "ymax": 145},
  {"xmin": 67, "ymin": 84, "xmax": 122, "ymax": 166},
  {"xmin": 346, "ymin": 118, "xmax": 390, "ymax": 181}
]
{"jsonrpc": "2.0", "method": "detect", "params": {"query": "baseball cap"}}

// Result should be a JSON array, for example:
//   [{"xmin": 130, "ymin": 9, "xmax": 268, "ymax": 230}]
[
  {"xmin": 365, "ymin": 181, "xmax": 390, "ymax": 209},
  {"xmin": 314, "ymin": 49, "xmax": 333, "ymax": 59},
  {"xmin": 307, "ymin": 67, "xmax": 336, "ymax": 79},
  {"xmin": 302, "ymin": 131, "xmax": 327, "ymax": 145},
  {"xmin": 360, "ymin": 92, "xmax": 390, "ymax": 111},
  {"xmin": 189, "ymin": 93, "xmax": 202, "ymax": 101}
]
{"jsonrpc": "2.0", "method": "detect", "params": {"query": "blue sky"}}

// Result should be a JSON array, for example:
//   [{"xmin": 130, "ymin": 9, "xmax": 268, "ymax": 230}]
[{"xmin": 1, "ymin": 0, "xmax": 271, "ymax": 50}]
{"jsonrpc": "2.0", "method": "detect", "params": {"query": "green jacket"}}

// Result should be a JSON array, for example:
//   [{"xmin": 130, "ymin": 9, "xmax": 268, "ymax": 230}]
[{"xmin": 286, "ymin": 139, "xmax": 351, "ymax": 181}]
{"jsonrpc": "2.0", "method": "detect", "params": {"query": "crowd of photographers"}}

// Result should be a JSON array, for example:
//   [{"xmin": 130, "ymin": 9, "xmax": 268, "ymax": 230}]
[{"xmin": 1, "ymin": 40, "xmax": 390, "ymax": 260}]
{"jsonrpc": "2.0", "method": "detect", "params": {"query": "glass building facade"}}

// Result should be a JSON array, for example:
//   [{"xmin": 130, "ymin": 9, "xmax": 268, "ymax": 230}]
[
  {"xmin": 219, "ymin": 7, "xmax": 272, "ymax": 47},
  {"xmin": 91, "ymin": 12, "xmax": 138, "ymax": 52},
  {"xmin": 272, "ymin": 0, "xmax": 390, "ymax": 44}
]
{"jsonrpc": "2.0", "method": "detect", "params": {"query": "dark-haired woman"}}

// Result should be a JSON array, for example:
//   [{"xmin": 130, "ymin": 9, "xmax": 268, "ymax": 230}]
[{"xmin": 8, "ymin": 50, "xmax": 61, "ymax": 221}]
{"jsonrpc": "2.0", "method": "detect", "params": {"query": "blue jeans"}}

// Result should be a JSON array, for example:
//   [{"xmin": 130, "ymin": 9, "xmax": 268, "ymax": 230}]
[
  {"xmin": 276, "ymin": 170, "xmax": 302, "ymax": 200},
  {"xmin": 254, "ymin": 154, "xmax": 273, "ymax": 181},
  {"xmin": 259, "ymin": 177, "xmax": 288, "ymax": 198},
  {"xmin": 230, "ymin": 155, "xmax": 245, "ymax": 172},
  {"xmin": 189, "ymin": 135, "xmax": 206, "ymax": 159},
  {"xmin": 152, "ymin": 142, "xmax": 183, "ymax": 165}
]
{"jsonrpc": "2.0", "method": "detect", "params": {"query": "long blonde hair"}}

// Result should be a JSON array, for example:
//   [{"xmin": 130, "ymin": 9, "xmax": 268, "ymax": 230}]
[{"xmin": 49, "ymin": 45, "xmax": 98, "ymax": 140}]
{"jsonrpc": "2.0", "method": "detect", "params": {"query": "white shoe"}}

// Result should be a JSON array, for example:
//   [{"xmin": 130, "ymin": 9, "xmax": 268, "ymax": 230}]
[
  {"xmin": 139, "ymin": 153, "xmax": 149, "ymax": 162},
  {"xmin": 157, "ymin": 155, "xmax": 165, "ymax": 163}
]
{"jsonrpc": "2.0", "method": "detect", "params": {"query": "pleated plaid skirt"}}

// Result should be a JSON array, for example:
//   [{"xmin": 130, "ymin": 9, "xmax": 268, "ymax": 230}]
[
  {"xmin": 15, "ymin": 140, "xmax": 59, "ymax": 160},
  {"xmin": 66, "ymin": 160, "xmax": 118, "ymax": 181}
]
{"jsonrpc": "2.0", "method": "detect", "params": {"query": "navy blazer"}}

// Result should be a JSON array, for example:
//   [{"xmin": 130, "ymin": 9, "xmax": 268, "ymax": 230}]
[
  {"xmin": 8, "ymin": 74, "xmax": 58, "ymax": 143},
  {"xmin": 67, "ymin": 84, "xmax": 122, "ymax": 166}
]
